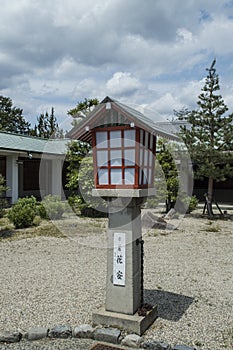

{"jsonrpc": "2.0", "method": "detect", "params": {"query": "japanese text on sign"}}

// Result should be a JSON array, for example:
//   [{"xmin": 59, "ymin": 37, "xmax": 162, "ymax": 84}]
[{"xmin": 113, "ymin": 232, "xmax": 126, "ymax": 286}]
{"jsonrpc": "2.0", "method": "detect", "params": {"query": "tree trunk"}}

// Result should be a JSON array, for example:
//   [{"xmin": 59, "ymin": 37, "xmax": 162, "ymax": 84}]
[
  {"xmin": 207, "ymin": 177, "xmax": 214, "ymax": 217},
  {"xmin": 207, "ymin": 177, "xmax": 214, "ymax": 203}
]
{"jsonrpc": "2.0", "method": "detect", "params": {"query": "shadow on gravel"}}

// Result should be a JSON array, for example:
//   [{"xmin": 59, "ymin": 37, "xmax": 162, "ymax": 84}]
[
  {"xmin": 144, "ymin": 289, "xmax": 194, "ymax": 321},
  {"xmin": 0, "ymin": 229, "xmax": 15, "ymax": 239}
]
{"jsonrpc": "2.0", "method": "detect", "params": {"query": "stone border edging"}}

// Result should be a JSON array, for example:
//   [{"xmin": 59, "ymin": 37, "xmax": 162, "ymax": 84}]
[{"xmin": 0, "ymin": 324, "xmax": 197, "ymax": 350}]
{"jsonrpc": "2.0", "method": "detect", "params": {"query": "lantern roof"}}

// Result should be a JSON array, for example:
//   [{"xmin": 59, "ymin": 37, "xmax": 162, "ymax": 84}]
[{"xmin": 68, "ymin": 96, "xmax": 179, "ymax": 143}]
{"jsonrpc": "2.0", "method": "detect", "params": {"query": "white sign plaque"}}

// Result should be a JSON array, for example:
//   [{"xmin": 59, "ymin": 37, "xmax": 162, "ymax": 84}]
[{"xmin": 113, "ymin": 232, "xmax": 126, "ymax": 286}]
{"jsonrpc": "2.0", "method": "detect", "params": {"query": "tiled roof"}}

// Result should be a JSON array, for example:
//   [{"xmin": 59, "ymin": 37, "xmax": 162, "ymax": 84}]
[
  {"xmin": 0, "ymin": 131, "xmax": 69, "ymax": 154},
  {"xmin": 68, "ymin": 96, "xmax": 180, "ymax": 142},
  {"xmin": 155, "ymin": 120, "xmax": 190, "ymax": 135}
]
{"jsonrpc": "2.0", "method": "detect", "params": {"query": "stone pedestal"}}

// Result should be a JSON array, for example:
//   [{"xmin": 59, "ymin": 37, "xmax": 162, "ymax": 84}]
[
  {"xmin": 92, "ymin": 189, "xmax": 157, "ymax": 334},
  {"xmin": 106, "ymin": 197, "xmax": 143, "ymax": 315},
  {"xmin": 92, "ymin": 305, "xmax": 158, "ymax": 336}
]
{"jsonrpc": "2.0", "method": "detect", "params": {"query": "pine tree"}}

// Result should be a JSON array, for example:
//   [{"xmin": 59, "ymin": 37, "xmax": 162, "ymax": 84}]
[
  {"xmin": 0, "ymin": 96, "xmax": 31, "ymax": 134},
  {"xmin": 37, "ymin": 112, "xmax": 48, "ymax": 138},
  {"xmin": 66, "ymin": 140, "xmax": 91, "ymax": 193},
  {"xmin": 48, "ymin": 107, "xmax": 58, "ymax": 138},
  {"xmin": 156, "ymin": 138, "xmax": 179, "ymax": 213},
  {"xmin": 177, "ymin": 60, "xmax": 233, "ymax": 213},
  {"xmin": 66, "ymin": 98, "xmax": 99, "ymax": 191},
  {"xmin": 68, "ymin": 98, "xmax": 99, "ymax": 126},
  {"xmin": 35, "ymin": 107, "xmax": 59, "ymax": 138}
]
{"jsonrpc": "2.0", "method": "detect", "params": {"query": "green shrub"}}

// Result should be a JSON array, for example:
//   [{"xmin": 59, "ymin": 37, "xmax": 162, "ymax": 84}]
[
  {"xmin": 8, "ymin": 196, "xmax": 38, "ymax": 229},
  {"xmin": 188, "ymin": 195, "xmax": 199, "ymax": 213},
  {"xmin": 0, "ymin": 198, "xmax": 7, "ymax": 218},
  {"xmin": 37, "ymin": 202, "xmax": 48, "ymax": 219},
  {"xmin": 145, "ymin": 196, "xmax": 160, "ymax": 209},
  {"xmin": 68, "ymin": 156, "xmax": 107, "ymax": 217},
  {"xmin": 146, "ymin": 194, "xmax": 199, "ymax": 214},
  {"xmin": 0, "ymin": 174, "xmax": 8, "ymax": 218},
  {"xmin": 33, "ymin": 215, "xmax": 42, "ymax": 226},
  {"xmin": 41, "ymin": 195, "xmax": 66, "ymax": 220}
]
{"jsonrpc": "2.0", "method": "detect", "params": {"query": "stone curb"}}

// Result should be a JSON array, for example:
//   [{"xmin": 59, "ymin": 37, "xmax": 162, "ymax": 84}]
[{"xmin": 0, "ymin": 325, "xmax": 198, "ymax": 350}]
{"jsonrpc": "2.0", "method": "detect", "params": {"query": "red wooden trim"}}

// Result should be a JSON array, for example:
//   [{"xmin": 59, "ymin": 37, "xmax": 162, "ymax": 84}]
[
  {"xmin": 95, "ymin": 183, "xmax": 154, "ymax": 189},
  {"xmin": 93, "ymin": 125, "xmax": 155, "ymax": 189},
  {"xmin": 95, "ymin": 146, "xmax": 136, "ymax": 151},
  {"xmin": 135, "ymin": 128, "xmax": 140, "ymax": 187},
  {"xmin": 153, "ymin": 135, "xmax": 157, "ymax": 154},
  {"xmin": 141, "ymin": 131, "xmax": 145, "ymax": 184},
  {"xmin": 97, "ymin": 165, "xmax": 136, "ymax": 169},
  {"xmin": 94, "ymin": 125, "xmax": 134, "ymax": 132},
  {"xmin": 151, "ymin": 135, "xmax": 156, "ymax": 185},
  {"xmin": 107, "ymin": 130, "xmax": 111, "ymax": 185},
  {"xmin": 92, "ymin": 130, "xmax": 98, "ymax": 187}
]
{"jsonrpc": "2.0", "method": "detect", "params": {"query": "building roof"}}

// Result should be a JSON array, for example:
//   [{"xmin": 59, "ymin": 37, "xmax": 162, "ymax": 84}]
[
  {"xmin": 155, "ymin": 120, "xmax": 190, "ymax": 135},
  {"xmin": 0, "ymin": 131, "xmax": 69, "ymax": 155},
  {"xmin": 68, "ymin": 96, "xmax": 180, "ymax": 142}
]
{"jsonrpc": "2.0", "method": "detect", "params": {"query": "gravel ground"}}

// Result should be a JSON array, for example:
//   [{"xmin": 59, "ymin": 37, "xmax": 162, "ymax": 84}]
[{"xmin": 0, "ymin": 210, "xmax": 232, "ymax": 350}]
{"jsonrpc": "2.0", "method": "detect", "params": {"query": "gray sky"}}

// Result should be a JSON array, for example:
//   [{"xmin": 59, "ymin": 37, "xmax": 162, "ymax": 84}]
[{"xmin": 1, "ymin": 0, "xmax": 233, "ymax": 130}]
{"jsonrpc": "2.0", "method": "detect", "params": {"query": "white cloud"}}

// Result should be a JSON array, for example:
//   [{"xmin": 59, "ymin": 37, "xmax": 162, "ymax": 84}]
[
  {"xmin": 106, "ymin": 72, "xmax": 141, "ymax": 96},
  {"xmin": 1, "ymin": 0, "xmax": 233, "ymax": 125},
  {"xmin": 199, "ymin": 15, "xmax": 233, "ymax": 55},
  {"xmin": 176, "ymin": 28, "xmax": 194, "ymax": 43}
]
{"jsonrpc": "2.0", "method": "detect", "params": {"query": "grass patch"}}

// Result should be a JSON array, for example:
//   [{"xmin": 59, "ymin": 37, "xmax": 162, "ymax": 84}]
[
  {"xmin": 0, "ymin": 214, "xmax": 107, "ymax": 242},
  {"xmin": 0, "ymin": 219, "xmax": 66, "ymax": 242},
  {"xmin": 204, "ymin": 223, "xmax": 221, "ymax": 232},
  {"xmin": 0, "ymin": 217, "xmax": 10, "ymax": 227}
]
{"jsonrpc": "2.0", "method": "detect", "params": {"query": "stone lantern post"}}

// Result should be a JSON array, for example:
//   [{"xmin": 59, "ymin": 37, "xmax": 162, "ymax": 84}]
[{"xmin": 68, "ymin": 96, "xmax": 178, "ymax": 334}]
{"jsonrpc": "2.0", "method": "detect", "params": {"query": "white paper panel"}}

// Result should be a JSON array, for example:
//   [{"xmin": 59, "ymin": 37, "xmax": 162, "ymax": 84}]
[
  {"xmin": 97, "ymin": 150, "xmax": 108, "ymax": 166},
  {"xmin": 113, "ymin": 232, "xmax": 126, "ymax": 286},
  {"xmin": 144, "ymin": 149, "xmax": 148, "ymax": 166},
  {"xmin": 124, "ymin": 168, "xmax": 135, "ymax": 184},
  {"xmin": 98, "ymin": 169, "xmax": 109, "ymax": 185},
  {"xmin": 149, "ymin": 150, "xmax": 153, "ymax": 167},
  {"xmin": 96, "ymin": 131, "xmax": 108, "ymax": 148},
  {"xmin": 110, "ymin": 130, "xmax": 121, "ymax": 148},
  {"xmin": 110, "ymin": 150, "xmax": 122, "ymax": 166},
  {"xmin": 148, "ymin": 168, "xmax": 152, "ymax": 184},
  {"xmin": 140, "ymin": 129, "xmax": 144, "ymax": 144},
  {"xmin": 143, "ymin": 169, "xmax": 148, "ymax": 185},
  {"xmin": 110, "ymin": 168, "xmax": 122, "ymax": 184},
  {"xmin": 124, "ymin": 149, "xmax": 135, "ymax": 165},
  {"xmin": 139, "ymin": 148, "xmax": 143, "ymax": 166},
  {"xmin": 124, "ymin": 129, "xmax": 135, "ymax": 147}
]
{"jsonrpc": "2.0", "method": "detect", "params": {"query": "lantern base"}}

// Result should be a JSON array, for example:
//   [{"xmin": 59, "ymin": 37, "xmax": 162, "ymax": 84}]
[
  {"xmin": 92, "ymin": 188, "xmax": 156, "ymax": 198},
  {"xmin": 92, "ymin": 305, "xmax": 157, "ymax": 336}
]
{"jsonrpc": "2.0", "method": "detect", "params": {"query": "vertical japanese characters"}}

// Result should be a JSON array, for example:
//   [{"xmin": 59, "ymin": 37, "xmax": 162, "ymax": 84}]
[{"xmin": 113, "ymin": 232, "xmax": 126, "ymax": 286}]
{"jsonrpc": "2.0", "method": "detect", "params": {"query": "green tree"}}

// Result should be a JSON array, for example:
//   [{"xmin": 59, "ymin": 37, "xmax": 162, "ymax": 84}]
[
  {"xmin": 0, "ymin": 174, "xmax": 8, "ymax": 217},
  {"xmin": 66, "ymin": 98, "xmax": 99, "ymax": 192},
  {"xmin": 176, "ymin": 60, "xmax": 233, "ymax": 213},
  {"xmin": 66, "ymin": 98, "xmax": 101, "ymax": 215},
  {"xmin": 34, "ymin": 107, "xmax": 59, "ymax": 138},
  {"xmin": 0, "ymin": 96, "xmax": 30, "ymax": 134},
  {"xmin": 66, "ymin": 140, "xmax": 91, "ymax": 193},
  {"xmin": 37, "ymin": 112, "xmax": 49, "ymax": 137},
  {"xmin": 68, "ymin": 98, "xmax": 99, "ymax": 126},
  {"xmin": 156, "ymin": 138, "xmax": 179, "ymax": 212},
  {"xmin": 0, "ymin": 174, "xmax": 6, "ymax": 194},
  {"xmin": 48, "ymin": 107, "xmax": 59, "ymax": 137}
]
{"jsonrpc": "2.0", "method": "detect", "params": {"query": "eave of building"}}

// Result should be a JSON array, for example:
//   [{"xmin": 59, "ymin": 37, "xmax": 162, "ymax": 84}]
[
  {"xmin": 0, "ymin": 131, "xmax": 70, "ymax": 155},
  {"xmin": 67, "ymin": 96, "xmax": 180, "ymax": 143}
]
